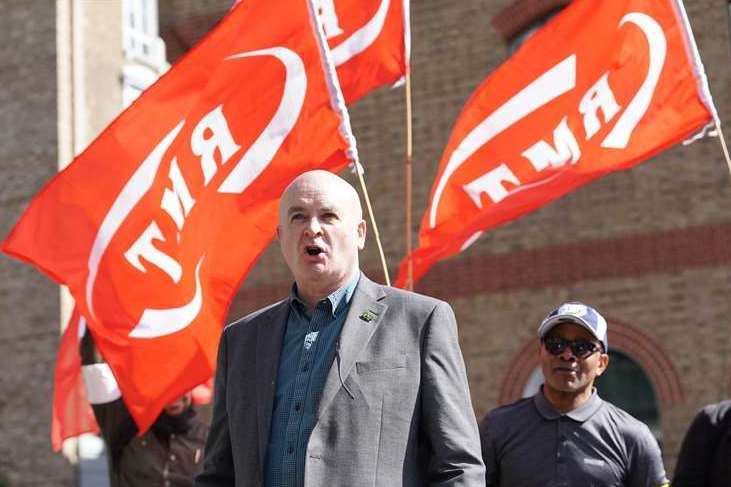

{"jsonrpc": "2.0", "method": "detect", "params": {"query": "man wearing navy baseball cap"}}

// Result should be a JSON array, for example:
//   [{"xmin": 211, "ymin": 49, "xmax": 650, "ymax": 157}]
[{"xmin": 479, "ymin": 301, "xmax": 669, "ymax": 487}]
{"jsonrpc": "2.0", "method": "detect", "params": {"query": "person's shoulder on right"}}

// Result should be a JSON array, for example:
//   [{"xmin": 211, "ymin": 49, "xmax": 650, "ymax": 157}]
[
  {"xmin": 480, "ymin": 396, "xmax": 535, "ymax": 434},
  {"xmin": 381, "ymin": 281, "xmax": 455, "ymax": 323},
  {"xmin": 383, "ymin": 283, "xmax": 442, "ymax": 306},
  {"xmin": 601, "ymin": 400, "xmax": 654, "ymax": 432},
  {"xmin": 600, "ymin": 399, "xmax": 663, "ymax": 466},
  {"xmin": 600, "ymin": 400, "xmax": 656, "ymax": 439},
  {"xmin": 702, "ymin": 399, "xmax": 731, "ymax": 424}
]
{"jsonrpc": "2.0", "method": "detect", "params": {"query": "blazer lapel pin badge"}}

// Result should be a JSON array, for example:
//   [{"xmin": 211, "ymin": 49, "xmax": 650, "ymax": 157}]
[{"xmin": 359, "ymin": 310, "xmax": 378, "ymax": 323}]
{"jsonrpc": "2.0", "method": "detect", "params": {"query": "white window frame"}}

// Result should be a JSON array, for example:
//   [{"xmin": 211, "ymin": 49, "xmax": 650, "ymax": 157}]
[
  {"xmin": 121, "ymin": 0, "xmax": 168, "ymax": 107},
  {"xmin": 122, "ymin": 0, "xmax": 167, "ymax": 69}
]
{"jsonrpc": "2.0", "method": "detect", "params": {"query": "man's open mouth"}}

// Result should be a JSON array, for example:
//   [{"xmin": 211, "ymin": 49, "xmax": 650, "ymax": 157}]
[{"xmin": 305, "ymin": 245, "xmax": 324, "ymax": 256}]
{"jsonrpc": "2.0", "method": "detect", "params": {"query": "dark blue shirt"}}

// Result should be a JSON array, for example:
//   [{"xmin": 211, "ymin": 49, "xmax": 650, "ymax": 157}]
[{"xmin": 264, "ymin": 273, "xmax": 359, "ymax": 487}]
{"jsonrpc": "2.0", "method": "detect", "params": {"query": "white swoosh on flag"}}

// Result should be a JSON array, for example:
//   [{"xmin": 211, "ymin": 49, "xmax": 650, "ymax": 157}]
[
  {"xmin": 128, "ymin": 257, "xmax": 204, "ymax": 338},
  {"xmin": 428, "ymin": 56, "xmax": 577, "ymax": 228},
  {"xmin": 601, "ymin": 13, "xmax": 666, "ymax": 149},
  {"xmin": 218, "ymin": 47, "xmax": 307, "ymax": 194},
  {"xmin": 330, "ymin": 0, "xmax": 390, "ymax": 67},
  {"xmin": 86, "ymin": 122, "xmax": 185, "ymax": 319}
]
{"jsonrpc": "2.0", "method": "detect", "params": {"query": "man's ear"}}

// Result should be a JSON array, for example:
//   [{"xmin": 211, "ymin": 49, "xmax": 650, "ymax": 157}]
[
  {"xmin": 595, "ymin": 353, "xmax": 610, "ymax": 377},
  {"xmin": 276, "ymin": 225, "xmax": 282, "ymax": 241},
  {"xmin": 357, "ymin": 219, "xmax": 366, "ymax": 250}
]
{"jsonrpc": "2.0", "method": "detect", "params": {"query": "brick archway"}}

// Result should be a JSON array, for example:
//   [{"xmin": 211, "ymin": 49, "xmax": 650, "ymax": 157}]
[{"xmin": 498, "ymin": 318, "xmax": 685, "ymax": 406}]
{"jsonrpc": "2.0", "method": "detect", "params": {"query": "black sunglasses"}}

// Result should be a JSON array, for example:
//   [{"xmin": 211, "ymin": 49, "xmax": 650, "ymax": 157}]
[{"xmin": 542, "ymin": 336, "xmax": 602, "ymax": 358}]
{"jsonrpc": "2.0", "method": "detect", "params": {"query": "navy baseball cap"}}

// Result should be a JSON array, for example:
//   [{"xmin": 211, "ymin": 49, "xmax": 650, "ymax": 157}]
[{"xmin": 537, "ymin": 301, "xmax": 608, "ymax": 351}]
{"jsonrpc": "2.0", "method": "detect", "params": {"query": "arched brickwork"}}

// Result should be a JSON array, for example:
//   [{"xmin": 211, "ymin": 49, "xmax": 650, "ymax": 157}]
[{"xmin": 498, "ymin": 317, "xmax": 685, "ymax": 406}]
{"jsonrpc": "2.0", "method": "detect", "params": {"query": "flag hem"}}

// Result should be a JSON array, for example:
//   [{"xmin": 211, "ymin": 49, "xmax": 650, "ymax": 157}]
[{"xmin": 671, "ymin": 0, "xmax": 720, "ymax": 139}]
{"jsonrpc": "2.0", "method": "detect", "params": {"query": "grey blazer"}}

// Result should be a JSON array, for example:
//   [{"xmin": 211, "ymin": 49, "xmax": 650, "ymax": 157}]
[{"xmin": 195, "ymin": 274, "xmax": 485, "ymax": 487}]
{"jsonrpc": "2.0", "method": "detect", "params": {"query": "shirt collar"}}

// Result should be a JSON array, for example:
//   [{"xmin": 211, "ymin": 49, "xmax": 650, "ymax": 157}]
[
  {"xmin": 534, "ymin": 386, "xmax": 603, "ymax": 422},
  {"xmin": 289, "ymin": 271, "xmax": 360, "ymax": 317}
]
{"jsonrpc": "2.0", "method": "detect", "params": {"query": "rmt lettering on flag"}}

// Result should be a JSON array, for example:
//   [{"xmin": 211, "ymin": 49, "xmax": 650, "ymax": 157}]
[
  {"xmin": 396, "ymin": 0, "xmax": 717, "ymax": 287},
  {"xmin": 3, "ymin": 0, "xmax": 356, "ymax": 431}
]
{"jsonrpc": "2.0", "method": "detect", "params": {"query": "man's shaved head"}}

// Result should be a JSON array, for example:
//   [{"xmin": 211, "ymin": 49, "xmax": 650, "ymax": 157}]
[
  {"xmin": 277, "ymin": 170, "xmax": 366, "ymax": 307},
  {"xmin": 279, "ymin": 170, "xmax": 363, "ymax": 223}
]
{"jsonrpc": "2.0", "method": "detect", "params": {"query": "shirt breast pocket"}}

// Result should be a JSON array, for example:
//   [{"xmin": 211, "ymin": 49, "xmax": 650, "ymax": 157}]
[{"xmin": 356, "ymin": 354, "xmax": 407, "ymax": 374}]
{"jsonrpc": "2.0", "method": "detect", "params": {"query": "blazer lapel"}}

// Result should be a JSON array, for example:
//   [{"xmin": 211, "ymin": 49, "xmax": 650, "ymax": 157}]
[
  {"xmin": 316, "ymin": 275, "xmax": 388, "ymax": 421},
  {"xmin": 255, "ymin": 300, "xmax": 290, "ymax": 472}
]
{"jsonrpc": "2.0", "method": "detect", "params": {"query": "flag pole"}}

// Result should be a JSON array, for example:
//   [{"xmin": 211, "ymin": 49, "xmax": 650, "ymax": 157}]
[
  {"xmin": 715, "ymin": 121, "xmax": 731, "ymax": 178},
  {"xmin": 355, "ymin": 166, "xmax": 391, "ymax": 286},
  {"xmin": 404, "ymin": 70, "xmax": 414, "ymax": 290},
  {"xmin": 403, "ymin": 0, "xmax": 414, "ymax": 290},
  {"xmin": 304, "ymin": 0, "xmax": 390, "ymax": 285},
  {"xmin": 672, "ymin": 1, "xmax": 730, "ymax": 178}
]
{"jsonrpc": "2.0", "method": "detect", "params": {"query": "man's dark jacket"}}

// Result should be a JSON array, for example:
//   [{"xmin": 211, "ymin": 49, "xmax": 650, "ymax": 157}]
[{"xmin": 673, "ymin": 400, "xmax": 731, "ymax": 487}]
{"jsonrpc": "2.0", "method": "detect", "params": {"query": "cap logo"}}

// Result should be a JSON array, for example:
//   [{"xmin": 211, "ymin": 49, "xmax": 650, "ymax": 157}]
[{"xmin": 558, "ymin": 303, "xmax": 588, "ymax": 317}]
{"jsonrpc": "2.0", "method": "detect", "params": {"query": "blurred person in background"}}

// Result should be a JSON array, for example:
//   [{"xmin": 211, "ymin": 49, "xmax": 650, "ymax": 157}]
[{"xmin": 81, "ymin": 331, "xmax": 209, "ymax": 487}]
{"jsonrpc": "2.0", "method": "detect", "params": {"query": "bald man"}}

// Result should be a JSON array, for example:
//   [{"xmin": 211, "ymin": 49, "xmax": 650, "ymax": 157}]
[{"xmin": 196, "ymin": 171, "xmax": 485, "ymax": 487}]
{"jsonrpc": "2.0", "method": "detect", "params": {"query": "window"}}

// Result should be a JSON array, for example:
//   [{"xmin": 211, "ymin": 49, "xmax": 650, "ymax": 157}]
[
  {"xmin": 121, "ymin": 0, "xmax": 168, "ymax": 106},
  {"xmin": 122, "ymin": 0, "xmax": 166, "ymax": 67},
  {"xmin": 595, "ymin": 351, "xmax": 661, "ymax": 441}
]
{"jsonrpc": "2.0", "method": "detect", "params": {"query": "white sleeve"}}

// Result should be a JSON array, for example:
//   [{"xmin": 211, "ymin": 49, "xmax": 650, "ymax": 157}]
[{"xmin": 82, "ymin": 363, "xmax": 122, "ymax": 404}]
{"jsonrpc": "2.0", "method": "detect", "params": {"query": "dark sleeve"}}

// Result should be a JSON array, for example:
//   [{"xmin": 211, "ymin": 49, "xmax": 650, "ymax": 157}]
[
  {"xmin": 79, "ymin": 329, "xmax": 137, "ymax": 452},
  {"xmin": 672, "ymin": 404, "xmax": 723, "ymax": 487},
  {"xmin": 421, "ymin": 301, "xmax": 486, "ymax": 486},
  {"xmin": 478, "ymin": 414, "xmax": 500, "ymax": 487},
  {"xmin": 195, "ymin": 328, "xmax": 235, "ymax": 486}
]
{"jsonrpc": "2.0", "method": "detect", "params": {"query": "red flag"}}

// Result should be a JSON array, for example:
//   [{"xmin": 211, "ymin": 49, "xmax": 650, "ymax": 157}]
[
  {"xmin": 5, "ymin": 0, "xmax": 356, "ymax": 431},
  {"xmin": 321, "ymin": 0, "xmax": 410, "ymax": 104},
  {"xmin": 234, "ymin": 0, "xmax": 410, "ymax": 104},
  {"xmin": 51, "ymin": 309, "xmax": 98, "ymax": 452},
  {"xmin": 396, "ymin": 0, "xmax": 717, "ymax": 287}
]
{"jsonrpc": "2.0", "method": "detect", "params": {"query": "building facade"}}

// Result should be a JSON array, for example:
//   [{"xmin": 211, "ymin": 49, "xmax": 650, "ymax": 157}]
[{"xmin": 0, "ymin": 0, "xmax": 729, "ymax": 484}]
